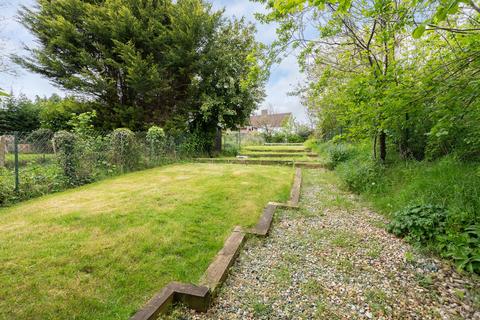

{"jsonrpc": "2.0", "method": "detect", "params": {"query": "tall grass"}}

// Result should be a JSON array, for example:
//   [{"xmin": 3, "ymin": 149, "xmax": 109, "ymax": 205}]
[{"xmin": 313, "ymin": 139, "xmax": 480, "ymax": 273}]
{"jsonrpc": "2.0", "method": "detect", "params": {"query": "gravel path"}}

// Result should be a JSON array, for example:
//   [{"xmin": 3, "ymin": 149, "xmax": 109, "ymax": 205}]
[{"xmin": 171, "ymin": 169, "xmax": 480, "ymax": 320}]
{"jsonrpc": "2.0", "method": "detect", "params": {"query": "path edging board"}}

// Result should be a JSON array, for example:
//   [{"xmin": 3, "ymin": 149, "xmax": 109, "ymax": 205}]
[{"xmin": 130, "ymin": 168, "xmax": 303, "ymax": 320}]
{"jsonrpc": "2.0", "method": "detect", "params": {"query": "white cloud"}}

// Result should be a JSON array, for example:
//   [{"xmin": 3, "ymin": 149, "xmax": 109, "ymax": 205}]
[{"xmin": 263, "ymin": 54, "xmax": 307, "ymax": 122}]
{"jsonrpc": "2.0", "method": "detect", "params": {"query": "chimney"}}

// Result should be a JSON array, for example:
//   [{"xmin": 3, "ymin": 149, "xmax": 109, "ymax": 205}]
[{"xmin": 261, "ymin": 109, "xmax": 268, "ymax": 116}]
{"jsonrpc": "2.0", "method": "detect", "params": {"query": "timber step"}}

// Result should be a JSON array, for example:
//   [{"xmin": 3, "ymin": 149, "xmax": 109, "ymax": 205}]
[{"xmin": 239, "ymin": 152, "xmax": 317, "ymax": 158}]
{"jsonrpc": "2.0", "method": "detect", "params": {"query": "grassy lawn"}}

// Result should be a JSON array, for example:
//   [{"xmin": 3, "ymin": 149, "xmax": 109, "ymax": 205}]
[
  {"xmin": 0, "ymin": 163, "xmax": 293, "ymax": 319},
  {"xmin": 4, "ymin": 153, "xmax": 55, "ymax": 167},
  {"xmin": 242, "ymin": 145, "xmax": 307, "ymax": 152},
  {"xmin": 221, "ymin": 157, "xmax": 322, "ymax": 162}
]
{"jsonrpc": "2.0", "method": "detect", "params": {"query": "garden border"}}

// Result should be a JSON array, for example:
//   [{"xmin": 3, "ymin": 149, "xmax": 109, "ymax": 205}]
[{"xmin": 130, "ymin": 168, "xmax": 303, "ymax": 320}]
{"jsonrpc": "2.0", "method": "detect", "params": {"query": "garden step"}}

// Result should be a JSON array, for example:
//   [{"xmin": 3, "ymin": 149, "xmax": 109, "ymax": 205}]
[
  {"xmin": 242, "ymin": 147, "xmax": 307, "ymax": 153},
  {"xmin": 239, "ymin": 152, "xmax": 317, "ymax": 158},
  {"xmin": 264, "ymin": 143, "xmax": 304, "ymax": 146}
]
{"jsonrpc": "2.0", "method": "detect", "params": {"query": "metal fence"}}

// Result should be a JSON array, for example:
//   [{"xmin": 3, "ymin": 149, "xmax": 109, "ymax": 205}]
[
  {"xmin": 222, "ymin": 131, "xmax": 265, "ymax": 151},
  {"xmin": 0, "ymin": 130, "xmax": 201, "ymax": 206}
]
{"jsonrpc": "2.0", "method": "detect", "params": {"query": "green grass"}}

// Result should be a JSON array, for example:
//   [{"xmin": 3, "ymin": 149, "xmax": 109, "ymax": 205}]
[
  {"xmin": 314, "ymin": 139, "xmax": 480, "ymax": 273},
  {"xmin": 243, "ymin": 145, "xmax": 307, "ymax": 152},
  {"xmin": 5, "ymin": 153, "xmax": 54, "ymax": 162},
  {"xmin": 4, "ymin": 153, "xmax": 55, "ymax": 168},
  {"xmin": 0, "ymin": 163, "xmax": 293, "ymax": 319},
  {"xmin": 239, "ymin": 152, "xmax": 312, "ymax": 157},
  {"xmin": 220, "ymin": 156, "xmax": 321, "ymax": 162}
]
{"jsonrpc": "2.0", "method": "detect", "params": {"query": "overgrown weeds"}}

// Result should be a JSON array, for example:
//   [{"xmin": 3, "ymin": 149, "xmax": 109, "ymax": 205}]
[{"xmin": 309, "ymin": 139, "xmax": 480, "ymax": 274}]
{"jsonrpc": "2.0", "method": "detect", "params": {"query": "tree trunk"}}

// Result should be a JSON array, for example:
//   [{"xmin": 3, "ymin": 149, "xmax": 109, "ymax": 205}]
[
  {"xmin": 379, "ymin": 131, "xmax": 387, "ymax": 163},
  {"xmin": 214, "ymin": 127, "xmax": 222, "ymax": 154},
  {"xmin": 400, "ymin": 113, "xmax": 411, "ymax": 159}
]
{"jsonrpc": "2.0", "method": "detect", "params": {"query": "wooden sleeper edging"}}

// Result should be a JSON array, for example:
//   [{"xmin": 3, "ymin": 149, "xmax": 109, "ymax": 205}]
[{"xmin": 130, "ymin": 169, "xmax": 303, "ymax": 320}]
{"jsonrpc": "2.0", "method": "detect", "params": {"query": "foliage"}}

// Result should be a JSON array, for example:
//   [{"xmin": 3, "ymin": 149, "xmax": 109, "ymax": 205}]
[
  {"xmin": 0, "ymin": 128, "xmax": 207, "ymax": 206},
  {"xmin": 388, "ymin": 204, "xmax": 480, "ymax": 273},
  {"xmin": 221, "ymin": 144, "xmax": 240, "ymax": 157},
  {"xmin": 437, "ymin": 225, "xmax": 480, "ymax": 273},
  {"xmin": 26, "ymin": 128, "xmax": 54, "ymax": 153},
  {"xmin": 38, "ymin": 95, "xmax": 95, "ymax": 132},
  {"xmin": 109, "ymin": 128, "xmax": 139, "ymax": 172},
  {"xmin": 68, "ymin": 111, "xmax": 97, "ymax": 136},
  {"xmin": 16, "ymin": 0, "xmax": 266, "ymax": 143},
  {"xmin": 146, "ymin": 125, "xmax": 166, "ymax": 156},
  {"xmin": 53, "ymin": 131, "xmax": 80, "ymax": 185},
  {"xmin": 314, "ymin": 139, "xmax": 480, "ymax": 273},
  {"xmin": 325, "ymin": 143, "xmax": 355, "ymax": 168},
  {"xmin": 387, "ymin": 205, "xmax": 448, "ymax": 243},
  {"xmin": 0, "ymin": 94, "xmax": 41, "ymax": 132},
  {"xmin": 256, "ymin": 0, "xmax": 480, "ymax": 163},
  {"xmin": 264, "ymin": 117, "xmax": 313, "ymax": 143},
  {"xmin": 336, "ymin": 157, "xmax": 384, "ymax": 193}
]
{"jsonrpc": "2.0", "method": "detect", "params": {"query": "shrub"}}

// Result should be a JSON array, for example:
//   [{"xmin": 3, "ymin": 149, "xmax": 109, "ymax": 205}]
[
  {"xmin": 326, "ymin": 143, "xmax": 354, "ymax": 168},
  {"xmin": 176, "ymin": 132, "xmax": 206, "ymax": 158},
  {"xmin": 336, "ymin": 158, "xmax": 384, "ymax": 193},
  {"xmin": 0, "ymin": 168, "xmax": 13, "ymax": 206},
  {"xmin": 221, "ymin": 145, "xmax": 239, "ymax": 157},
  {"xmin": 146, "ymin": 126, "xmax": 165, "ymax": 153},
  {"xmin": 387, "ymin": 204, "xmax": 448, "ymax": 243},
  {"xmin": 437, "ymin": 226, "xmax": 480, "ymax": 273},
  {"xmin": 53, "ymin": 130, "xmax": 79, "ymax": 185},
  {"xmin": 27, "ymin": 128, "xmax": 54, "ymax": 153},
  {"xmin": 109, "ymin": 128, "xmax": 139, "ymax": 172},
  {"xmin": 39, "ymin": 96, "xmax": 94, "ymax": 131}
]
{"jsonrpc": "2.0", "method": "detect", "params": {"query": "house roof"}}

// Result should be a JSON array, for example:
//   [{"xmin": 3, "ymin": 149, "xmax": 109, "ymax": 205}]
[{"xmin": 249, "ymin": 112, "xmax": 292, "ymax": 128}]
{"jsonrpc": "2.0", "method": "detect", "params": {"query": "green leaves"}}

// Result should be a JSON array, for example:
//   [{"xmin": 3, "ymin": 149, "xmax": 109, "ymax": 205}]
[
  {"xmin": 17, "ymin": 0, "xmax": 264, "ymax": 134},
  {"xmin": 412, "ymin": 24, "xmax": 426, "ymax": 38}
]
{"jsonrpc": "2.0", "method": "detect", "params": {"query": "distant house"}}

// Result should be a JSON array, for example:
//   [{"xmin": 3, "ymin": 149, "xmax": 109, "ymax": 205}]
[{"xmin": 242, "ymin": 109, "xmax": 292, "ymax": 133}]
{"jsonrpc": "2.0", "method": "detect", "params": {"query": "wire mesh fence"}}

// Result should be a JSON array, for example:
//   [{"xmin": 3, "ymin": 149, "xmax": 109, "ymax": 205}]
[
  {"xmin": 222, "ymin": 131, "xmax": 265, "ymax": 151},
  {"xmin": 0, "ymin": 130, "xmax": 203, "ymax": 206}
]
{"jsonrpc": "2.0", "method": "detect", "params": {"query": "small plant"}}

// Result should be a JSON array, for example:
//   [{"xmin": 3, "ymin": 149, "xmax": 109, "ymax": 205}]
[
  {"xmin": 68, "ymin": 111, "xmax": 97, "ymax": 137},
  {"xmin": 27, "ymin": 128, "xmax": 54, "ymax": 153},
  {"xmin": 337, "ymin": 159, "xmax": 383, "ymax": 193},
  {"xmin": 327, "ymin": 143, "xmax": 353, "ymax": 168},
  {"xmin": 436, "ymin": 225, "xmax": 480, "ymax": 274},
  {"xmin": 221, "ymin": 145, "xmax": 239, "ymax": 157},
  {"xmin": 146, "ymin": 126, "xmax": 166, "ymax": 163},
  {"xmin": 53, "ymin": 130, "xmax": 79, "ymax": 185},
  {"xmin": 109, "ymin": 128, "xmax": 139, "ymax": 172},
  {"xmin": 387, "ymin": 204, "xmax": 448, "ymax": 243}
]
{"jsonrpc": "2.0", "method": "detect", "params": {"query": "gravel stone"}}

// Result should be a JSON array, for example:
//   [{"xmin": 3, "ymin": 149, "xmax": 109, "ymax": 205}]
[{"xmin": 170, "ymin": 169, "xmax": 480, "ymax": 320}]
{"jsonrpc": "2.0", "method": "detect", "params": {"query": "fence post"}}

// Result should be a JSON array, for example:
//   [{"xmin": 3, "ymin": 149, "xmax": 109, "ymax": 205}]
[{"xmin": 14, "ymin": 132, "xmax": 19, "ymax": 192}]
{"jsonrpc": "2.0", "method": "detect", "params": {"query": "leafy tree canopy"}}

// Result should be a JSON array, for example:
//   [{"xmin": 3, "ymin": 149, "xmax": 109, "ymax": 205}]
[
  {"xmin": 16, "ymin": 0, "xmax": 267, "ymax": 138},
  {"xmin": 254, "ymin": 0, "xmax": 480, "ymax": 161}
]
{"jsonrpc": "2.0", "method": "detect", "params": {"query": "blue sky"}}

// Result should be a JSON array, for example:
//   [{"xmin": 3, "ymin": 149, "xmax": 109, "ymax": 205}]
[{"xmin": 0, "ymin": 0, "xmax": 307, "ymax": 122}]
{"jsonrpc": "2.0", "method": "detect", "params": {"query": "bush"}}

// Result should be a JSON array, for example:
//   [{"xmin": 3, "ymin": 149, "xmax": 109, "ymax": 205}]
[
  {"xmin": 53, "ymin": 131, "xmax": 79, "ymax": 185},
  {"xmin": 388, "ymin": 205, "xmax": 480, "ymax": 273},
  {"xmin": 221, "ymin": 145, "xmax": 239, "ymax": 157},
  {"xmin": 329, "ymin": 141, "xmax": 480, "ymax": 273},
  {"xmin": 27, "ymin": 128, "xmax": 54, "ymax": 153},
  {"xmin": 326, "ymin": 143, "xmax": 354, "ymax": 168},
  {"xmin": 387, "ymin": 204, "xmax": 448, "ymax": 243},
  {"xmin": 336, "ymin": 158, "xmax": 384, "ymax": 193},
  {"xmin": 437, "ymin": 225, "xmax": 480, "ymax": 273},
  {"xmin": 109, "ymin": 128, "xmax": 139, "ymax": 172},
  {"xmin": 39, "ymin": 96, "xmax": 94, "ymax": 131},
  {"xmin": 146, "ymin": 125, "xmax": 165, "ymax": 152}
]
